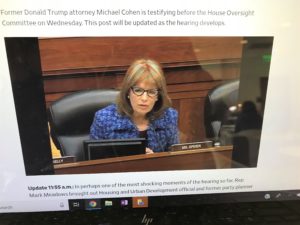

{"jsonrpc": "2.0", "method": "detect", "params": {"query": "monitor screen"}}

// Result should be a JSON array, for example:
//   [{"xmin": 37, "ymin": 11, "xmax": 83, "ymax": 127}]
[
  {"xmin": 84, "ymin": 138, "xmax": 146, "ymax": 160},
  {"xmin": 0, "ymin": 0, "xmax": 300, "ymax": 218}
]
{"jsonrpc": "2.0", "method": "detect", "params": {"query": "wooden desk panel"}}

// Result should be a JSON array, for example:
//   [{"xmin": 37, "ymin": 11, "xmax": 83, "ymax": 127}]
[
  {"xmin": 54, "ymin": 146, "xmax": 232, "ymax": 174},
  {"xmin": 39, "ymin": 37, "xmax": 242, "ymax": 75}
]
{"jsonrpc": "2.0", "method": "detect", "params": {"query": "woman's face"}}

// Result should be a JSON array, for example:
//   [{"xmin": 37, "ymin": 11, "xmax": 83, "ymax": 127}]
[{"xmin": 129, "ymin": 78, "xmax": 158, "ymax": 119}]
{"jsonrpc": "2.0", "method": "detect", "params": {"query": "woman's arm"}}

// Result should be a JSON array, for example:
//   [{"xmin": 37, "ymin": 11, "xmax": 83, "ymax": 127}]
[
  {"xmin": 90, "ymin": 111, "xmax": 105, "ymax": 140},
  {"xmin": 166, "ymin": 108, "xmax": 179, "ymax": 149}
]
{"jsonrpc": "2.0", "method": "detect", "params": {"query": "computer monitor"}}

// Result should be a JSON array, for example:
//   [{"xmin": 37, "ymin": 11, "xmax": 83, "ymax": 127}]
[
  {"xmin": 83, "ymin": 138, "xmax": 146, "ymax": 160},
  {"xmin": 1, "ymin": 2, "xmax": 300, "ymax": 224}
]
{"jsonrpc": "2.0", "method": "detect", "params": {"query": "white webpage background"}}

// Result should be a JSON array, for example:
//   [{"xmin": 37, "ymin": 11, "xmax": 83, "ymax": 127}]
[{"xmin": 0, "ymin": 0, "xmax": 300, "ymax": 212}]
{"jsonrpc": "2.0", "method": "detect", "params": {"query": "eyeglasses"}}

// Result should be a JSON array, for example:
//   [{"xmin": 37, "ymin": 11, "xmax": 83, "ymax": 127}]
[{"xmin": 131, "ymin": 86, "xmax": 159, "ymax": 97}]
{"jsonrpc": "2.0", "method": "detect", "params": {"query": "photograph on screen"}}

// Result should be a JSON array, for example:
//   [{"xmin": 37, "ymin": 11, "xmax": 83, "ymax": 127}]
[{"xmin": 5, "ymin": 36, "xmax": 273, "ymax": 176}]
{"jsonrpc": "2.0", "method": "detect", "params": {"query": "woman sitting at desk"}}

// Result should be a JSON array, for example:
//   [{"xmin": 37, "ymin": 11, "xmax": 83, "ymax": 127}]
[{"xmin": 90, "ymin": 59, "xmax": 179, "ymax": 153}]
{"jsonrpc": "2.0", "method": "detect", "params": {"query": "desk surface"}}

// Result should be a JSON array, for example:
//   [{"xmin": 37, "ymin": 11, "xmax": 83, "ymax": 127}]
[{"xmin": 54, "ymin": 146, "xmax": 232, "ymax": 174}]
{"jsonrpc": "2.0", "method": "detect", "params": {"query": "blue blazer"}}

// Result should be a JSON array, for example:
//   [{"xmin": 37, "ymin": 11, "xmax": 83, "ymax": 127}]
[{"xmin": 90, "ymin": 104, "xmax": 179, "ymax": 152}]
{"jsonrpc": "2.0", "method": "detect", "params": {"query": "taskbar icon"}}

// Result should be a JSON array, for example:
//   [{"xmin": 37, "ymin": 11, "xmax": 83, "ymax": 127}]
[
  {"xmin": 132, "ymin": 196, "xmax": 148, "ymax": 208},
  {"xmin": 68, "ymin": 199, "xmax": 84, "ymax": 211},
  {"xmin": 85, "ymin": 199, "xmax": 101, "ymax": 210}
]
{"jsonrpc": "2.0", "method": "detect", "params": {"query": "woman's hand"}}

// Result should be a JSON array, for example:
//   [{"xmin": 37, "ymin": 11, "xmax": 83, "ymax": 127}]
[{"xmin": 146, "ymin": 147, "xmax": 154, "ymax": 154}]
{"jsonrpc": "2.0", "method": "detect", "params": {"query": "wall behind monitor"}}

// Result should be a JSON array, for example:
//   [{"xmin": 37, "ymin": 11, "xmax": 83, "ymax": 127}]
[{"xmin": 238, "ymin": 37, "xmax": 273, "ymax": 115}]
